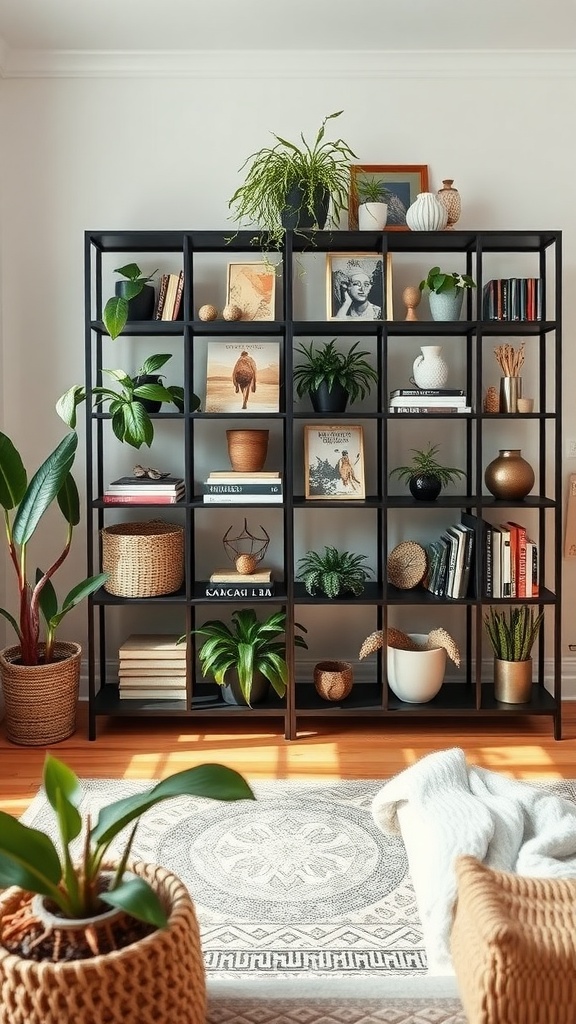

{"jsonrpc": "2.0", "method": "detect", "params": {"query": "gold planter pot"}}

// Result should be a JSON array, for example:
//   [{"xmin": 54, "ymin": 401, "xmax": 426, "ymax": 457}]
[{"xmin": 494, "ymin": 657, "xmax": 532, "ymax": 703}]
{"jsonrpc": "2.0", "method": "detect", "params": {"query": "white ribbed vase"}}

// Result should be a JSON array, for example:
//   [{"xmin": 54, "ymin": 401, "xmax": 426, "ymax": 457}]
[
  {"xmin": 412, "ymin": 345, "xmax": 449, "ymax": 389},
  {"xmin": 406, "ymin": 192, "xmax": 448, "ymax": 231}
]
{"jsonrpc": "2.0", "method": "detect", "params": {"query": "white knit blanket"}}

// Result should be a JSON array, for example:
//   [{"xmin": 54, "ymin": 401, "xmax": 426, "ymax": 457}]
[{"xmin": 372, "ymin": 747, "xmax": 576, "ymax": 973}]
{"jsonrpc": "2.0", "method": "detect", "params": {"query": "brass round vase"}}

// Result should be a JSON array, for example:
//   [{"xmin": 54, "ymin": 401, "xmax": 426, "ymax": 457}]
[
  {"xmin": 484, "ymin": 448, "xmax": 535, "ymax": 500},
  {"xmin": 494, "ymin": 657, "xmax": 532, "ymax": 703}
]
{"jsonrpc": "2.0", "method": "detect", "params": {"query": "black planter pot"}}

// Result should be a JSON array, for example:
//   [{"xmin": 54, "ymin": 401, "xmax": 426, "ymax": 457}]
[
  {"xmin": 310, "ymin": 380, "xmax": 350, "ymax": 414},
  {"xmin": 133, "ymin": 374, "xmax": 163, "ymax": 413},
  {"xmin": 409, "ymin": 473, "xmax": 442, "ymax": 501},
  {"xmin": 281, "ymin": 185, "xmax": 329, "ymax": 230},
  {"xmin": 220, "ymin": 670, "xmax": 270, "ymax": 706},
  {"xmin": 115, "ymin": 281, "xmax": 155, "ymax": 321}
]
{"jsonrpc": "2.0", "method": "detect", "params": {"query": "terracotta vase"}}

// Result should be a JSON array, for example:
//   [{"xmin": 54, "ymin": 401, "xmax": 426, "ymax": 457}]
[
  {"xmin": 436, "ymin": 179, "xmax": 461, "ymax": 229},
  {"xmin": 226, "ymin": 429, "xmax": 269, "ymax": 472},
  {"xmin": 484, "ymin": 448, "xmax": 535, "ymax": 500}
]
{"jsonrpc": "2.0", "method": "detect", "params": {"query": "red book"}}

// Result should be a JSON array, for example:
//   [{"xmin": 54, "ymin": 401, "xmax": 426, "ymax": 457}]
[
  {"xmin": 507, "ymin": 521, "xmax": 527, "ymax": 598},
  {"xmin": 102, "ymin": 493, "xmax": 184, "ymax": 504}
]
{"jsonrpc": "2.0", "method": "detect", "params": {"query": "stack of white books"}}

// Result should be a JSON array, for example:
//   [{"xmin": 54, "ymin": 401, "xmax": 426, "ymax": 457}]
[
  {"xmin": 118, "ymin": 634, "xmax": 187, "ymax": 700},
  {"xmin": 202, "ymin": 471, "xmax": 283, "ymax": 504},
  {"xmin": 389, "ymin": 388, "xmax": 471, "ymax": 414}
]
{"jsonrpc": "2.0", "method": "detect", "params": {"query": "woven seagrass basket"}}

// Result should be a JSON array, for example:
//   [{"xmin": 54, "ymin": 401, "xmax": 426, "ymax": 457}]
[
  {"xmin": 101, "ymin": 520, "xmax": 184, "ymax": 597},
  {"xmin": 314, "ymin": 660, "xmax": 354, "ymax": 701},
  {"xmin": 0, "ymin": 861, "xmax": 206, "ymax": 1024},
  {"xmin": 0, "ymin": 641, "xmax": 80, "ymax": 746}
]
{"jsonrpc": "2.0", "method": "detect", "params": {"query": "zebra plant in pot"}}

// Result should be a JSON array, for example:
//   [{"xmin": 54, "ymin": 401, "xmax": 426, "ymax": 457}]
[
  {"xmin": 0, "ymin": 431, "xmax": 107, "ymax": 745},
  {"xmin": 0, "ymin": 752, "xmax": 254, "ymax": 1024},
  {"xmin": 484, "ymin": 605, "xmax": 544, "ymax": 705}
]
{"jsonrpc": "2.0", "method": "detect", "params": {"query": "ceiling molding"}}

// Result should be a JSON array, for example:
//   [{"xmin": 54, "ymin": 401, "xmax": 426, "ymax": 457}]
[{"xmin": 2, "ymin": 47, "xmax": 576, "ymax": 79}]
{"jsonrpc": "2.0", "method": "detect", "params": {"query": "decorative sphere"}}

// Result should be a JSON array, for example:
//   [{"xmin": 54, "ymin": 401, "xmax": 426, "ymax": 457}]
[
  {"xmin": 235, "ymin": 554, "xmax": 257, "ymax": 574},
  {"xmin": 223, "ymin": 303, "xmax": 243, "ymax": 321},
  {"xmin": 198, "ymin": 304, "xmax": 218, "ymax": 321}
]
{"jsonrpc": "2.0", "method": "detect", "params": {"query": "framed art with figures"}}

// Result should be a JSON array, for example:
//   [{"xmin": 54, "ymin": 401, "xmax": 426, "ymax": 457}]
[
  {"xmin": 304, "ymin": 425, "xmax": 366, "ymax": 500},
  {"xmin": 326, "ymin": 252, "xmax": 393, "ymax": 321},
  {"xmin": 348, "ymin": 164, "xmax": 429, "ymax": 230}
]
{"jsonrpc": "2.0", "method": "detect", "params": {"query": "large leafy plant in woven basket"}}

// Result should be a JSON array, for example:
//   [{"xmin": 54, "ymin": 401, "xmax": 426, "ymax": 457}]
[{"xmin": 0, "ymin": 753, "xmax": 254, "ymax": 1024}]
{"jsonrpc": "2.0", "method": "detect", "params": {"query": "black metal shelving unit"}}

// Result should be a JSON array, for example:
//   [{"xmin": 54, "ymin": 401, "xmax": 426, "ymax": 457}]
[{"xmin": 84, "ymin": 228, "xmax": 562, "ymax": 740}]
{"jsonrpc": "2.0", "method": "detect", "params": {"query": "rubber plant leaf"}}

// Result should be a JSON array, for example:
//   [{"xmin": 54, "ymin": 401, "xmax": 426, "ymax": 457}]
[
  {"xmin": 12, "ymin": 433, "xmax": 77, "ymax": 548},
  {"xmin": 49, "ymin": 573, "xmax": 109, "ymax": 630},
  {"xmin": 57, "ymin": 472, "xmax": 80, "ymax": 527},
  {"xmin": 0, "ymin": 432, "xmax": 28, "ymax": 510},
  {"xmin": 91, "ymin": 764, "xmax": 255, "ymax": 847}
]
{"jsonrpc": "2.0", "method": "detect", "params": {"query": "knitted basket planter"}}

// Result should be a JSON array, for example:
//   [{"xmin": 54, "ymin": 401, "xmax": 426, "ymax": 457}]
[
  {"xmin": 0, "ymin": 861, "xmax": 206, "ymax": 1024},
  {"xmin": 0, "ymin": 641, "xmax": 81, "ymax": 746}
]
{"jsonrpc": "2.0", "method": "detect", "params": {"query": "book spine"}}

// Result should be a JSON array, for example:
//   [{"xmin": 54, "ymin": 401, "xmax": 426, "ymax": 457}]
[
  {"xmin": 154, "ymin": 274, "xmax": 169, "ymax": 319},
  {"xmin": 202, "ymin": 495, "xmax": 283, "ymax": 504},
  {"xmin": 172, "ymin": 270, "xmax": 184, "ymax": 320},
  {"xmin": 203, "ymin": 483, "xmax": 282, "ymax": 495},
  {"xmin": 389, "ymin": 406, "xmax": 471, "ymax": 414},
  {"xmin": 102, "ymin": 494, "xmax": 183, "ymax": 504},
  {"xmin": 389, "ymin": 389, "xmax": 466, "ymax": 398},
  {"xmin": 204, "ymin": 584, "xmax": 276, "ymax": 599},
  {"xmin": 484, "ymin": 525, "xmax": 493, "ymax": 598},
  {"xmin": 531, "ymin": 543, "xmax": 539, "ymax": 597}
]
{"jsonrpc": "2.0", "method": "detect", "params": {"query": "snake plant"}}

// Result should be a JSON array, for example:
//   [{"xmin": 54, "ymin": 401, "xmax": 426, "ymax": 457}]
[
  {"xmin": 297, "ymin": 546, "xmax": 374, "ymax": 598},
  {"xmin": 484, "ymin": 605, "xmax": 544, "ymax": 662}
]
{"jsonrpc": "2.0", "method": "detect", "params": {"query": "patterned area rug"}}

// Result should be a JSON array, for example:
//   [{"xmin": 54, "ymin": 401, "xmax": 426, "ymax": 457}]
[
  {"xmin": 207, "ymin": 995, "xmax": 466, "ymax": 1024},
  {"xmin": 22, "ymin": 778, "xmax": 425, "ymax": 979}
]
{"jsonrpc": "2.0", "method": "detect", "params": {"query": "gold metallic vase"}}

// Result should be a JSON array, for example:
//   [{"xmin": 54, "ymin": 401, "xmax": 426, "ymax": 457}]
[
  {"xmin": 494, "ymin": 657, "xmax": 532, "ymax": 703},
  {"xmin": 484, "ymin": 448, "xmax": 535, "ymax": 500}
]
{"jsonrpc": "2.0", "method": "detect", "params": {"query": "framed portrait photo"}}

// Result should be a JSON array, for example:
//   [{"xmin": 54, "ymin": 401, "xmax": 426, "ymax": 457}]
[
  {"xmin": 226, "ymin": 262, "xmax": 276, "ymax": 321},
  {"xmin": 348, "ymin": 164, "xmax": 429, "ymax": 230},
  {"xmin": 304, "ymin": 425, "xmax": 366, "ymax": 500},
  {"xmin": 326, "ymin": 252, "xmax": 393, "ymax": 321}
]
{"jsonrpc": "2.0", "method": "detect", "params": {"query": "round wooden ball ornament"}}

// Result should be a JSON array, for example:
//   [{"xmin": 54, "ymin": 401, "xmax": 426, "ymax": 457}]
[
  {"xmin": 199, "ymin": 304, "xmax": 219, "ymax": 321},
  {"xmin": 223, "ymin": 303, "xmax": 243, "ymax": 321},
  {"xmin": 235, "ymin": 554, "xmax": 257, "ymax": 574},
  {"xmin": 387, "ymin": 542, "xmax": 427, "ymax": 590}
]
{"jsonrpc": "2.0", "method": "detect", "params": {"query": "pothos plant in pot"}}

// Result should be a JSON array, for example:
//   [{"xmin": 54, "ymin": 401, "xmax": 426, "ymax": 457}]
[
  {"xmin": 57, "ymin": 354, "xmax": 199, "ymax": 449},
  {"xmin": 293, "ymin": 339, "xmax": 378, "ymax": 413},
  {"xmin": 0, "ymin": 431, "xmax": 108, "ymax": 745},
  {"xmin": 389, "ymin": 443, "xmax": 466, "ymax": 501},
  {"xmin": 419, "ymin": 266, "xmax": 477, "ymax": 321},
  {"xmin": 228, "ymin": 111, "xmax": 358, "ymax": 248},
  {"xmin": 103, "ymin": 263, "xmax": 158, "ymax": 339},
  {"xmin": 0, "ymin": 752, "xmax": 254, "ymax": 1024}
]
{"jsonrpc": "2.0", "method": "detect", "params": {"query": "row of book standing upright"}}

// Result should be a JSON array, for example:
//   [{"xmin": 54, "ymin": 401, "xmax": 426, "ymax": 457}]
[{"xmin": 423, "ymin": 513, "xmax": 539, "ymax": 601}]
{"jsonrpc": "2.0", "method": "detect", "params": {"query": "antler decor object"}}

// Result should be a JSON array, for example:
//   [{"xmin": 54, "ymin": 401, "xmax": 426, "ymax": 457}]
[{"xmin": 359, "ymin": 626, "xmax": 461, "ymax": 666}]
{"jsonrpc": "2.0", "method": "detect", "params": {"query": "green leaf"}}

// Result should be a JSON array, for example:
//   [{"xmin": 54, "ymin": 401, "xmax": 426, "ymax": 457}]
[
  {"xmin": 140, "ymin": 353, "xmax": 172, "ymax": 374},
  {"xmin": 43, "ymin": 754, "xmax": 83, "ymax": 846},
  {"xmin": 0, "ymin": 812, "xmax": 62, "ymax": 894},
  {"xmin": 102, "ymin": 875, "xmax": 168, "ymax": 929},
  {"xmin": 13, "ymin": 433, "xmax": 77, "ymax": 547},
  {"xmin": 56, "ymin": 385, "xmax": 86, "ymax": 429},
  {"xmin": 57, "ymin": 472, "xmax": 80, "ymax": 527},
  {"xmin": 36, "ymin": 569, "xmax": 58, "ymax": 625},
  {"xmin": 0, "ymin": 432, "xmax": 28, "ymax": 510},
  {"xmin": 114, "ymin": 263, "xmax": 143, "ymax": 280},
  {"xmin": 91, "ymin": 764, "xmax": 255, "ymax": 847},
  {"xmin": 49, "ymin": 573, "xmax": 109, "ymax": 629},
  {"xmin": 0, "ymin": 607, "xmax": 22, "ymax": 641},
  {"xmin": 103, "ymin": 296, "xmax": 129, "ymax": 339}
]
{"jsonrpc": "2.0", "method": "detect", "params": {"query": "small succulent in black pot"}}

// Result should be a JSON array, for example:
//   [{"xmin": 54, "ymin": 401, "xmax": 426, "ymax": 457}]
[{"xmin": 389, "ymin": 443, "xmax": 466, "ymax": 501}]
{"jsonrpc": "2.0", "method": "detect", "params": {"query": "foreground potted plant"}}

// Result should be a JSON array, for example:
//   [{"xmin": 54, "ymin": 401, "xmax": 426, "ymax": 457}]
[
  {"xmin": 0, "ymin": 753, "xmax": 253, "ymax": 1024},
  {"xmin": 484, "ymin": 605, "xmax": 543, "ymax": 704},
  {"xmin": 228, "ymin": 111, "xmax": 357, "ymax": 247},
  {"xmin": 0, "ymin": 431, "xmax": 107, "ymax": 745},
  {"xmin": 293, "ymin": 339, "xmax": 378, "ymax": 413},
  {"xmin": 57, "ymin": 354, "xmax": 199, "ymax": 449},
  {"xmin": 182, "ymin": 608, "xmax": 307, "ymax": 706},
  {"xmin": 419, "ymin": 266, "xmax": 476, "ymax": 321},
  {"xmin": 297, "ymin": 546, "xmax": 374, "ymax": 598},
  {"xmin": 389, "ymin": 443, "xmax": 466, "ymax": 501},
  {"xmin": 103, "ymin": 263, "xmax": 158, "ymax": 339}
]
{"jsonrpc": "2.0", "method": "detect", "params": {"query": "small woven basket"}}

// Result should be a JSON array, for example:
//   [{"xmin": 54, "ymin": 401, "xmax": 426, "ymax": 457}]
[
  {"xmin": 314, "ymin": 660, "xmax": 354, "ymax": 701},
  {"xmin": 0, "ymin": 642, "xmax": 81, "ymax": 746},
  {"xmin": 101, "ymin": 520, "xmax": 184, "ymax": 598}
]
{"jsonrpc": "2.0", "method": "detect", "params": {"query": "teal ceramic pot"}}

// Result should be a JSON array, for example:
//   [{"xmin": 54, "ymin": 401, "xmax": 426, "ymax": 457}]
[{"xmin": 429, "ymin": 289, "xmax": 464, "ymax": 321}]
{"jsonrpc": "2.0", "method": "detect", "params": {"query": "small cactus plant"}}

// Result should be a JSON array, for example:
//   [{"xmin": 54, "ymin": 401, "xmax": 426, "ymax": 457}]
[{"xmin": 484, "ymin": 605, "xmax": 543, "ymax": 662}]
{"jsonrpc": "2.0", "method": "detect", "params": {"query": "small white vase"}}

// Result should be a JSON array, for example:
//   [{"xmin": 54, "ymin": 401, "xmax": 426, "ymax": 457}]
[
  {"xmin": 412, "ymin": 345, "xmax": 449, "ymax": 389},
  {"xmin": 358, "ymin": 201, "xmax": 388, "ymax": 230},
  {"xmin": 428, "ymin": 289, "xmax": 464, "ymax": 321},
  {"xmin": 406, "ymin": 192, "xmax": 448, "ymax": 231}
]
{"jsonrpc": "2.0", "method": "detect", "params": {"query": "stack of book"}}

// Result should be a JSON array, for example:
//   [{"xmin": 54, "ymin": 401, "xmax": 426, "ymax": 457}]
[
  {"xmin": 154, "ymin": 271, "xmax": 184, "ymax": 320},
  {"xmin": 422, "ymin": 519, "xmax": 475, "ymax": 600},
  {"xmin": 482, "ymin": 519, "xmax": 539, "ymax": 599},
  {"xmin": 103, "ymin": 475, "xmax": 185, "ymax": 504},
  {"xmin": 118, "ymin": 634, "xmax": 187, "ymax": 700},
  {"xmin": 204, "ymin": 567, "xmax": 275, "ymax": 599},
  {"xmin": 202, "ymin": 471, "xmax": 282, "ymax": 504},
  {"xmin": 482, "ymin": 278, "xmax": 542, "ymax": 321},
  {"xmin": 389, "ymin": 389, "xmax": 471, "ymax": 414}
]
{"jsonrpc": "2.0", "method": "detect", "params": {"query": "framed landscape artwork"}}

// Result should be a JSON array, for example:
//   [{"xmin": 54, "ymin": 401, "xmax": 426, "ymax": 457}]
[
  {"xmin": 205, "ymin": 341, "xmax": 280, "ymax": 413},
  {"xmin": 326, "ymin": 252, "xmax": 393, "ymax": 321},
  {"xmin": 226, "ymin": 262, "xmax": 276, "ymax": 321},
  {"xmin": 348, "ymin": 164, "xmax": 429, "ymax": 229},
  {"xmin": 304, "ymin": 425, "xmax": 366, "ymax": 500}
]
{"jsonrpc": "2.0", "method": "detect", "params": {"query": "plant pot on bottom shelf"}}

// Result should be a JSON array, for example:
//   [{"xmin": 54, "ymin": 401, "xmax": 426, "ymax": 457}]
[
  {"xmin": 0, "ymin": 641, "xmax": 81, "ymax": 746},
  {"xmin": 386, "ymin": 633, "xmax": 446, "ymax": 703},
  {"xmin": 493, "ymin": 658, "xmax": 532, "ymax": 704},
  {"xmin": 220, "ymin": 669, "xmax": 271, "ymax": 706},
  {"xmin": 0, "ymin": 861, "xmax": 206, "ymax": 1024},
  {"xmin": 314, "ymin": 661, "xmax": 353, "ymax": 701}
]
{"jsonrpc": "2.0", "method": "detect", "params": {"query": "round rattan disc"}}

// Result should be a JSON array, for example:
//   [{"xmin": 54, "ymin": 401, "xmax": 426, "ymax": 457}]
[{"xmin": 387, "ymin": 541, "xmax": 427, "ymax": 590}]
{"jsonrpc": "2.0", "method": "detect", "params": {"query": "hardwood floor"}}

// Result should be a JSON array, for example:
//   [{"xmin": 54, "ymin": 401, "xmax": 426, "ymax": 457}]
[{"xmin": 2, "ymin": 703, "xmax": 576, "ymax": 816}]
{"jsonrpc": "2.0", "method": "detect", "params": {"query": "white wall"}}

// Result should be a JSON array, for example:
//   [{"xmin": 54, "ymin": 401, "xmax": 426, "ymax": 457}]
[{"xmin": 0, "ymin": 57, "xmax": 574, "ymax": 687}]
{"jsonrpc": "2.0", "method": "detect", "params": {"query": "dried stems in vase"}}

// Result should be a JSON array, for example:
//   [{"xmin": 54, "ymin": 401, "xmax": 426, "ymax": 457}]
[{"xmin": 494, "ymin": 341, "xmax": 525, "ymax": 377}]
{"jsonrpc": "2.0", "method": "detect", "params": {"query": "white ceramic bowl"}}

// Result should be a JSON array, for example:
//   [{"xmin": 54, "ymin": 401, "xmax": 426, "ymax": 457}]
[{"xmin": 386, "ymin": 632, "xmax": 446, "ymax": 703}]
